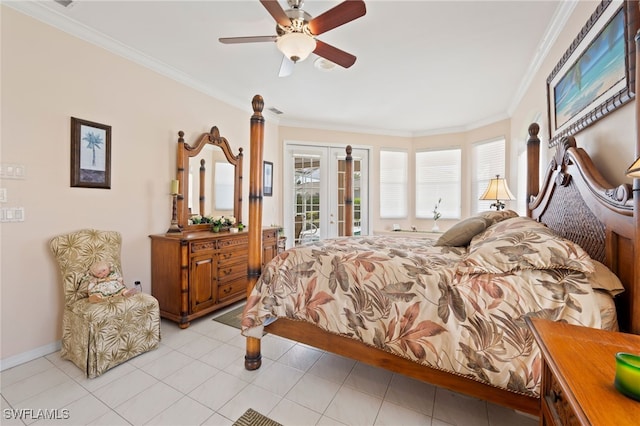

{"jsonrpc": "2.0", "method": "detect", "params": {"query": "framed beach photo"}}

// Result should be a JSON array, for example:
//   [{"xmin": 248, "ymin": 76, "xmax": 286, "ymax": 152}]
[
  {"xmin": 70, "ymin": 117, "xmax": 111, "ymax": 189},
  {"xmin": 263, "ymin": 161, "xmax": 273, "ymax": 197},
  {"xmin": 546, "ymin": 0, "xmax": 637, "ymax": 147}
]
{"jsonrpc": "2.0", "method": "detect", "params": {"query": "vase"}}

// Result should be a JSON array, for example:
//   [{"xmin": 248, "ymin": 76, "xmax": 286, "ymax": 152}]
[
  {"xmin": 212, "ymin": 226, "xmax": 220, "ymax": 233},
  {"xmin": 432, "ymin": 221, "xmax": 440, "ymax": 232}
]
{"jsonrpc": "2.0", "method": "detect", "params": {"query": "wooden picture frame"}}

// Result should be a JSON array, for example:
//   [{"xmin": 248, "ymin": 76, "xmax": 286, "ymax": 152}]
[
  {"xmin": 263, "ymin": 161, "xmax": 273, "ymax": 197},
  {"xmin": 546, "ymin": 0, "xmax": 638, "ymax": 147},
  {"xmin": 70, "ymin": 117, "xmax": 111, "ymax": 189}
]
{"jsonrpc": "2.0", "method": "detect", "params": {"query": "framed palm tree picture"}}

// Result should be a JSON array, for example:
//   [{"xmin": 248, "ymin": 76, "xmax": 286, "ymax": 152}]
[
  {"xmin": 70, "ymin": 117, "xmax": 111, "ymax": 189},
  {"xmin": 546, "ymin": 0, "xmax": 638, "ymax": 147}
]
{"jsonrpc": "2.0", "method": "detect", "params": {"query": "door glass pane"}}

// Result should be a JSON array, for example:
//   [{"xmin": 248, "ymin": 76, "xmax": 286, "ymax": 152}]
[
  {"xmin": 337, "ymin": 158, "xmax": 362, "ymax": 236},
  {"xmin": 294, "ymin": 155, "xmax": 321, "ymax": 246}
]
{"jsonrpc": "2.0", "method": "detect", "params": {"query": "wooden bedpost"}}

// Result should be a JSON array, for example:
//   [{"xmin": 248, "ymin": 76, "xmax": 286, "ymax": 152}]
[
  {"xmin": 345, "ymin": 145, "xmax": 353, "ymax": 237},
  {"xmin": 526, "ymin": 123, "xmax": 540, "ymax": 218},
  {"xmin": 245, "ymin": 95, "xmax": 264, "ymax": 370}
]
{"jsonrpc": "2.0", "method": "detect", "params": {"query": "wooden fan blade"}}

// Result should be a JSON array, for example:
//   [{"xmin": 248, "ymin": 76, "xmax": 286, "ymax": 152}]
[
  {"xmin": 313, "ymin": 40, "xmax": 356, "ymax": 68},
  {"xmin": 260, "ymin": 0, "xmax": 292, "ymax": 27},
  {"xmin": 278, "ymin": 55, "xmax": 295, "ymax": 77},
  {"xmin": 219, "ymin": 36, "xmax": 277, "ymax": 44},
  {"xmin": 308, "ymin": 0, "xmax": 366, "ymax": 36}
]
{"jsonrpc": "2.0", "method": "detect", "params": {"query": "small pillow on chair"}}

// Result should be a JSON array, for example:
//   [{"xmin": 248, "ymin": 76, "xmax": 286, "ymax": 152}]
[{"xmin": 435, "ymin": 217, "xmax": 490, "ymax": 247}]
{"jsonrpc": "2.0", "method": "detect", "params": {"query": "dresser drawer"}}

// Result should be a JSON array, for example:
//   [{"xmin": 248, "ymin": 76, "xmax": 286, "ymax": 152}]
[
  {"xmin": 217, "ymin": 260, "xmax": 247, "ymax": 283},
  {"xmin": 542, "ymin": 367, "xmax": 580, "ymax": 426},
  {"xmin": 263, "ymin": 228, "xmax": 277, "ymax": 243},
  {"xmin": 218, "ymin": 277, "xmax": 246, "ymax": 302},
  {"xmin": 218, "ymin": 235, "xmax": 248, "ymax": 250},
  {"xmin": 190, "ymin": 240, "xmax": 216, "ymax": 254},
  {"xmin": 218, "ymin": 251, "xmax": 248, "ymax": 267}
]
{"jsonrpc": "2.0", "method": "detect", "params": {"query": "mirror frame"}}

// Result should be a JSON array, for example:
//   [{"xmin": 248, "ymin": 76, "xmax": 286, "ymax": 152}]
[{"xmin": 176, "ymin": 126, "xmax": 243, "ymax": 232}]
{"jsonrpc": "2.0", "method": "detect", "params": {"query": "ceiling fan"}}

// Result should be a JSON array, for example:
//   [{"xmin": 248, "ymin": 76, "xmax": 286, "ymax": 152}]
[{"xmin": 219, "ymin": 0, "xmax": 366, "ymax": 77}]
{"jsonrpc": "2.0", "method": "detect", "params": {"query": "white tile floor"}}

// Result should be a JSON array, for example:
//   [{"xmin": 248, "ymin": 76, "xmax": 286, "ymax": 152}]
[{"xmin": 1, "ymin": 304, "xmax": 539, "ymax": 426}]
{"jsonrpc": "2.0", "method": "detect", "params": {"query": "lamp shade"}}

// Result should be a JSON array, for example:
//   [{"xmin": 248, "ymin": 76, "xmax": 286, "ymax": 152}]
[
  {"xmin": 276, "ymin": 32, "xmax": 316, "ymax": 63},
  {"xmin": 626, "ymin": 156, "xmax": 640, "ymax": 177},
  {"xmin": 479, "ymin": 175, "xmax": 515, "ymax": 210}
]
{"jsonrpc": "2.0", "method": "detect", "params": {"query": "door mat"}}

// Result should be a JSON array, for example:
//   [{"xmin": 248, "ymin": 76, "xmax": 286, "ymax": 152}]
[{"xmin": 233, "ymin": 408, "xmax": 283, "ymax": 426}]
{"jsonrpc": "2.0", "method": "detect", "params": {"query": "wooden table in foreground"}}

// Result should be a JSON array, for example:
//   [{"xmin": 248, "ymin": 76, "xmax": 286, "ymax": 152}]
[{"xmin": 527, "ymin": 317, "xmax": 640, "ymax": 425}]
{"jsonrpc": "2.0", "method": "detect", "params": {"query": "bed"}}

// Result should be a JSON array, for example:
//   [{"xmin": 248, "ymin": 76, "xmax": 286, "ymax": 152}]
[{"xmin": 241, "ymin": 97, "xmax": 639, "ymax": 415}]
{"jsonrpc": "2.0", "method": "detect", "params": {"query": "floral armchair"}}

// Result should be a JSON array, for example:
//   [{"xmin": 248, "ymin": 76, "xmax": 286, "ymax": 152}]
[{"xmin": 49, "ymin": 229, "xmax": 161, "ymax": 378}]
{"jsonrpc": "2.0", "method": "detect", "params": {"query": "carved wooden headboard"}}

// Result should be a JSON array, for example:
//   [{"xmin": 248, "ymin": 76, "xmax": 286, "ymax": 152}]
[{"xmin": 527, "ymin": 124, "xmax": 638, "ymax": 334}]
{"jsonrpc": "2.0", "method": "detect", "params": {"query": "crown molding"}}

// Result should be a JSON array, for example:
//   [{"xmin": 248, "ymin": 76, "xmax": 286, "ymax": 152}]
[
  {"xmin": 507, "ymin": 0, "xmax": 577, "ymax": 115},
  {"xmin": 3, "ymin": 1, "xmax": 256, "ymax": 116},
  {"xmin": 4, "ymin": 0, "xmax": 575, "ymax": 138}
]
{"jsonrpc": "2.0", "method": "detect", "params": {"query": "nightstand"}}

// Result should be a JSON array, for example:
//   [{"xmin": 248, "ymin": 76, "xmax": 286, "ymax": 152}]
[{"xmin": 526, "ymin": 317, "xmax": 640, "ymax": 425}]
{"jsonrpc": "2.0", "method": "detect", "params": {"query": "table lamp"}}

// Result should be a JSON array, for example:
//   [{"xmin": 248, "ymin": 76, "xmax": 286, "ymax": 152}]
[{"xmin": 479, "ymin": 175, "xmax": 515, "ymax": 211}]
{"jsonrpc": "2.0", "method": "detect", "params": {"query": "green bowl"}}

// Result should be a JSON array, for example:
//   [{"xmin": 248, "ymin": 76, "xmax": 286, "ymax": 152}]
[{"xmin": 615, "ymin": 352, "xmax": 640, "ymax": 401}]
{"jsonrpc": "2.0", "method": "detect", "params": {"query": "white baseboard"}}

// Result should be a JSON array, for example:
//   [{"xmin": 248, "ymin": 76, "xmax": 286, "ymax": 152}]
[{"xmin": 0, "ymin": 341, "xmax": 61, "ymax": 372}]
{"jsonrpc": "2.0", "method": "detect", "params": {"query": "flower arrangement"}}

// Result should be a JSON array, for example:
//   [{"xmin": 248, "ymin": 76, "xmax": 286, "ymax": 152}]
[
  {"xmin": 212, "ymin": 216, "xmax": 236, "ymax": 227},
  {"xmin": 210, "ymin": 215, "xmax": 236, "ymax": 232},
  {"xmin": 433, "ymin": 198, "xmax": 442, "ymax": 221},
  {"xmin": 190, "ymin": 214, "xmax": 237, "ymax": 229}
]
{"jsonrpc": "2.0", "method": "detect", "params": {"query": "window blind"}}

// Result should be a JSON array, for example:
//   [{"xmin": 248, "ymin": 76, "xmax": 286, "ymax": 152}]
[
  {"xmin": 415, "ymin": 149, "xmax": 461, "ymax": 219},
  {"xmin": 379, "ymin": 150, "xmax": 407, "ymax": 218},
  {"xmin": 472, "ymin": 138, "xmax": 506, "ymax": 213}
]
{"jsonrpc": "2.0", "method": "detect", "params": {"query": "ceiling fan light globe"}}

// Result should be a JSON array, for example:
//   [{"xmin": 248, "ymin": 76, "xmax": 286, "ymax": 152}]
[{"xmin": 277, "ymin": 32, "xmax": 316, "ymax": 63}]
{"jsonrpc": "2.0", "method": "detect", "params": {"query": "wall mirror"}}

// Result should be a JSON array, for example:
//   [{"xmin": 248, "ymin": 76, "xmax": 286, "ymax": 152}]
[{"xmin": 176, "ymin": 126, "xmax": 243, "ymax": 232}]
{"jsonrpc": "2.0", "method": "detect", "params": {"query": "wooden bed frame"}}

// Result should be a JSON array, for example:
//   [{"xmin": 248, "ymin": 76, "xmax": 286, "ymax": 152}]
[{"xmin": 243, "ymin": 48, "xmax": 640, "ymax": 414}]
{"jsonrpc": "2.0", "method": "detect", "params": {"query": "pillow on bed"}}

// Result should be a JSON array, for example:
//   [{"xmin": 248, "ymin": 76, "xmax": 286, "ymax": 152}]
[
  {"xmin": 476, "ymin": 209, "xmax": 519, "ymax": 226},
  {"xmin": 434, "ymin": 210, "xmax": 519, "ymax": 247},
  {"xmin": 590, "ymin": 260, "xmax": 625, "ymax": 297},
  {"xmin": 435, "ymin": 217, "xmax": 490, "ymax": 247},
  {"xmin": 459, "ymin": 224, "xmax": 594, "ymax": 275},
  {"xmin": 470, "ymin": 216, "xmax": 548, "ymax": 246}
]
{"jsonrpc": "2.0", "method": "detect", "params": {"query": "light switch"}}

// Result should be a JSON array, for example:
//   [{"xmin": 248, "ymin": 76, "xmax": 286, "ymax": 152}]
[
  {"xmin": 14, "ymin": 165, "xmax": 26, "ymax": 179},
  {"xmin": 0, "ymin": 163, "xmax": 27, "ymax": 179},
  {"xmin": 0, "ymin": 207, "xmax": 25, "ymax": 222},
  {"xmin": 14, "ymin": 208, "xmax": 24, "ymax": 221}
]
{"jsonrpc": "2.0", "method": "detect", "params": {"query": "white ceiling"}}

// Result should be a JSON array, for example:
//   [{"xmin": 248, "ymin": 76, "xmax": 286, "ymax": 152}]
[{"xmin": 7, "ymin": 0, "xmax": 575, "ymax": 136}]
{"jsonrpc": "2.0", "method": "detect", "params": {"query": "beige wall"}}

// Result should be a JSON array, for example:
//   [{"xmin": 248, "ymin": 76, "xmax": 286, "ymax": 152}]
[
  {"xmin": 510, "ymin": 1, "xmax": 636, "ymax": 189},
  {"xmin": 2, "ymin": 0, "xmax": 637, "ymax": 367},
  {"xmin": 0, "ymin": 7, "xmax": 279, "ymax": 364}
]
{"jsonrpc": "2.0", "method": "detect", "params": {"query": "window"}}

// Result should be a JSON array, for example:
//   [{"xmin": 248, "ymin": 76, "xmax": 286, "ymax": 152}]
[
  {"xmin": 379, "ymin": 150, "xmax": 407, "ymax": 218},
  {"xmin": 415, "ymin": 149, "xmax": 461, "ymax": 219},
  {"xmin": 472, "ymin": 138, "xmax": 506, "ymax": 213},
  {"xmin": 517, "ymin": 149, "xmax": 527, "ymax": 216}
]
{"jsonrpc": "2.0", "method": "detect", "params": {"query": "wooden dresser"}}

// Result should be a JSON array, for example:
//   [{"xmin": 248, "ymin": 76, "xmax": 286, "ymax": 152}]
[
  {"xmin": 150, "ymin": 228, "xmax": 278, "ymax": 328},
  {"xmin": 527, "ymin": 317, "xmax": 640, "ymax": 425}
]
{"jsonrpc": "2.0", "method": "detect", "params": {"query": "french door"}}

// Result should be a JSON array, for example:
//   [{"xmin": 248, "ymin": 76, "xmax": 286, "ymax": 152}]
[{"xmin": 283, "ymin": 143, "xmax": 369, "ymax": 247}]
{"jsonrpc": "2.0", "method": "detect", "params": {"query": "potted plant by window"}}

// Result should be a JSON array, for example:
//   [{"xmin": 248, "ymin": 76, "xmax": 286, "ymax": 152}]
[{"xmin": 432, "ymin": 198, "xmax": 442, "ymax": 232}]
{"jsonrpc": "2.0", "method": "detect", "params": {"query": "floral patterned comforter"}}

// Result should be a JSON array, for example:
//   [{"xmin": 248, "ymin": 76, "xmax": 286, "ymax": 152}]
[{"xmin": 242, "ymin": 219, "xmax": 606, "ymax": 397}]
